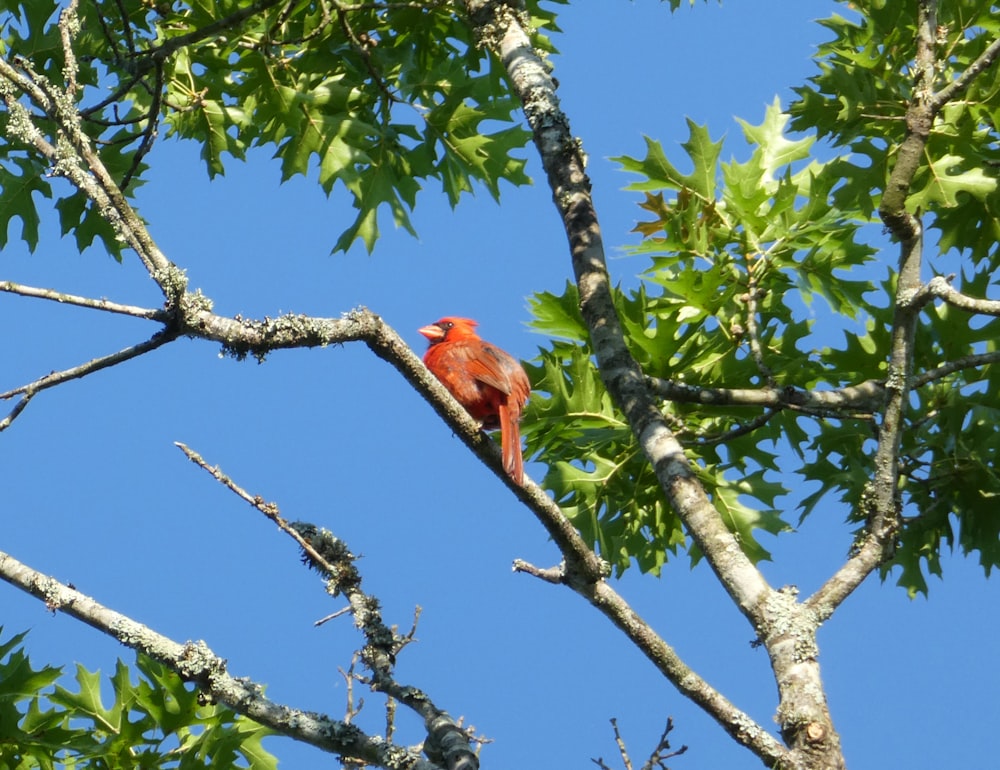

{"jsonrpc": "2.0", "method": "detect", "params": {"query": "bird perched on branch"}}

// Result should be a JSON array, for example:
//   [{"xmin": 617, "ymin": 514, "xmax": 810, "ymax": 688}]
[{"xmin": 418, "ymin": 317, "xmax": 531, "ymax": 484}]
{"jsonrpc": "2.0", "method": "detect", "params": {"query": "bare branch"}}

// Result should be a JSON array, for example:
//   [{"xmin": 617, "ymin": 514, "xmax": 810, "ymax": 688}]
[
  {"xmin": 806, "ymin": 537, "xmax": 886, "ymax": 622},
  {"xmin": 594, "ymin": 716, "xmax": 688, "ymax": 770},
  {"xmin": 174, "ymin": 442, "xmax": 480, "ymax": 770},
  {"xmin": 611, "ymin": 718, "xmax": 633, "ymax": 770},
  {"xmin": 646, "ymin": 376, "xmax": 885, "ymax": 413},
  {"xmin": 338, "ymin": 654, "xmax": 365, "ymax": 725},
  {"xmin": 0, "ymin": 391, "xmax": 34, "ymax": 432},
  {"xmin": 174, "ymin": 442, "xmax": 342, "ymax": 570},
  {"xmin": 0, "ymin": 281, "xmax": 170, "ymax": 321},
  {"xmin": 577, "ymin": 577, "xmax": 787, "ymax": 766},
  {"xmin": 315, "ymin": 606, "xmax": 353, "ymax": 626},
  {"xmin": 641, "ymin": 717, "xmax": 688, "ymax": 770},
  {"xmin": 911, "ymin": 350, "xmax": 1000, "ymax": 389},
  {"xmin": 917, "ymin": 275, "xmax": 1000, "ymax": 316},
  {"xmin": 0, "ymin": 549, "xmax": 443, "ymax": 770},
  {"xmin": 511, "ymin": 559, "xmax": 564, "ymax": 584},
  {"xmin": 513, "ymin": 556, "xmax": 777, "ymax": 757},
  {"xmin": 0, "ymin": 330, "xmax": 178, "ymax": 432}
]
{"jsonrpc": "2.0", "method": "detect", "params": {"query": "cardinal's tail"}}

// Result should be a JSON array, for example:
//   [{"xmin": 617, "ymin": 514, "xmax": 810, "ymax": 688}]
[{"xmin": 498, "ymin": 402, "xmax": 524, "ymax": 485}]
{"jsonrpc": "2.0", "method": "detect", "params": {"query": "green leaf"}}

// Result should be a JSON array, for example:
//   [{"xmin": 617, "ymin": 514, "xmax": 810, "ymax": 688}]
[
  {"xmin": 0, "ymin": 156, "xmax": 52, "ymax": 251},
  {"xmin": 5, "ymin": 0, "xmax": 535, "ymax": 255},
  {"xmin": 614, "ymin": 120, "xmax": 723, "ymax": 199},
  {"xmin": 906, "ymin": 154, "xmax": 997, "ymax": 210},
  {"xmin": 50, "ymin": 664, "xmax": 119, "ymax": 731},
  {"xmin": 735, "ymin": 98, "xmax": 815, "ymax": 180},
  {"xmin": 0, "ymin": 630, "xmax": 277, "ymax": 770}
]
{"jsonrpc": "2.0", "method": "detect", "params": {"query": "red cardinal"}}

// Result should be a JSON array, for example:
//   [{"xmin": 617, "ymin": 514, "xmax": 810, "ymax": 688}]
[{"xmin": 419, "ymin": 317, "xmax": 531, "ymax": 484}]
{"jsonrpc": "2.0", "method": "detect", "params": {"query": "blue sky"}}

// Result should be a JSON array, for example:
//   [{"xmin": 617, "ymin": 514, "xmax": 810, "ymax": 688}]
[{"xmin": 2, "ymin": 2, "xmax": 999, "ymax": 769}]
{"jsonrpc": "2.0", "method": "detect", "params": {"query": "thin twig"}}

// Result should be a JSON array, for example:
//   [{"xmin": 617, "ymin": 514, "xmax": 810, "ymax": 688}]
[
  {"xmin": 911, "ymin": 350, "xmax": 1000, "ymax": 389},
  {"xmin": 641, "ymin": 716, "xmax": 688, "ymax": 770},
  {"xmin": 0, "ymin": 281, "xmax": 170, "ymax": 321},
  {"xmin": 336, "ymin": 6, "xmax": 399, "ymax": 104},
  {"xmin": 120, "ymin": 60, "xmax": 164, "ymax": 192},
  {"xmin": 693, "ymin": 408, "xmax": 780, "ymax": 447},
  {"xmin": 144, "ymin": 0, "xmax": 289, "ymax": 64},
  {"xmin": 174, "ymin": 442, "xmax": 334, "ymax": 568},
  {"xmin": 0, "ymin": 330, "xmax": 178, "ymax": 432},
  {"xmin": 611, "ymin": 718, "xmax": 634, "ymax": 770},
  {"xmin": 592, "ymin": 717, "xmax": 688, "ymax": 770},
  {"xmin": 930, "ymin": 33, "xmax": 1000, "ymax": 110},
  {"xmin": 315, "ymin": 606, "xmax": 353, "ymax": 626},
  {"xmin": 742, "ymin": 256, "xmax": 775, "ymax": 385},
  {"xmin": 511, "ymin": 559, "xmax": 564, "ymax": 584},
  {"xmin": 339, "ymin": 653, "xmax": 364, "ymax": 724}
]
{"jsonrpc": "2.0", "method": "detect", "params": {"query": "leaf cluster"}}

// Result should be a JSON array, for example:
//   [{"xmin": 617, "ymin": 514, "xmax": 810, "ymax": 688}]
[
  {"xmin": 789, "ymin": 0, "xmax": 1000, "ymax": 251},
  {"xmin": 0, "ymin": 0, "xmax": 563, "ymax": 254},
  {"xmin": 525, "ymin": 101, "xmax": 880, "ymax": 577},
  {"xmin": 0, "ymin": 629, "xmax": 276, "ymax": 770},
  {"xmin": 789, "ymin": 0, "xmax": 1000, "ymax": 594},
  {"xmin": 524, "ymin": 2, "xmax": 1000, "ymax": 593}
]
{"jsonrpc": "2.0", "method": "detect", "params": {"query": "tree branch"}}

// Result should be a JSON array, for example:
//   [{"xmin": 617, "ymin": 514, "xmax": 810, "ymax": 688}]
[
  {"xmin": 580, "ymin": 577, "xmax": 788, "ymax": 766},
  {"xmin": 0, "ymin": 330, "xmax": 178, "ymax": 432},
  {"xmin": 457, "ymin": 5, "xmax": 863, "ymax": 767},
  {"xmin": 911, "ymin": 350, "xmax": 1000, "ymax": 389},
  {"xmin": 917, "ymin": 275, "xmax": 1000, "ymax": 316},
  {"xmin": 929, "ymin": 32, "xmax": 1000, "ymax": 110},
  {"xmin": 0, "ymin": 55, "xmax": 179, "ymax": 293},
  {"xmin": 0, "ymin": 275, "xmax": 607, "ymax": 586},
  {"xmin": 58, "ymin": 0, "xmax": 82, "ymax": 96},
  {"xmin": 814, "ymin": 3, "xmax": 1000, "ymax": 623},
  {"xmin": 143, "ymin": 0, "xmax": 289, "ymax": 64},
  {"xmin": 869, "ymin": 0, "xmax": 937, "ymax": 546},
  {"xmin": 742, "ymin": 267, "xmax": 775, "ymax": 385},
  {"xmin": 461, "ymin": 0, "xmax": 773, "ymax": 627},
  {"xmin": 0, "ymin": 281, "xmax": 170, "ymax": 321},
  {"xmin": 185, "ymin": 303, "xmax": 610, "ymax": 585},
  {"xmin": 174, "ymin": 442, "xmax": 479, "ymax": 770},
  {"xmin": 0, "ymin": 550, "xmax": 444, "ymax": 770},
  {"xmin": 510, "ymin": 563, "xmax": 786, "ymax": 765},
  {"xmin": 645, "ymin": 376, "xmax": 885, "ymax": 414},
  {"xmin": 806, "ymin": 537, "xmax": 885, "ymax": 622}
]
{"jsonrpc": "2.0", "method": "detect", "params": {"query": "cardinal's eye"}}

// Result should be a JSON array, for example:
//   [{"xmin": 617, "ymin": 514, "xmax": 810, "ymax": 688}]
[{"xmin": 441, "ymin": 321, "xmax": 454, "ymax": 330}]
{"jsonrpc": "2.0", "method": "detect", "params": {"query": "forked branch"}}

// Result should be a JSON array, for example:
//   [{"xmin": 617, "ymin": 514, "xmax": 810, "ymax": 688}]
[
  {"xmin": 175, "ymin": 442, "xmax": 480, "ymax": 769},
  {"xmin": 460, "ymin": 0, "xmax": 773, "ymax": 629},
  {"xmin": 0, "ymin": 549, "xmax": 443, "ymax": 770},
  {"xmin": 812, "ymin": 0, "xmax": 1000, "ymax": 619}
]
